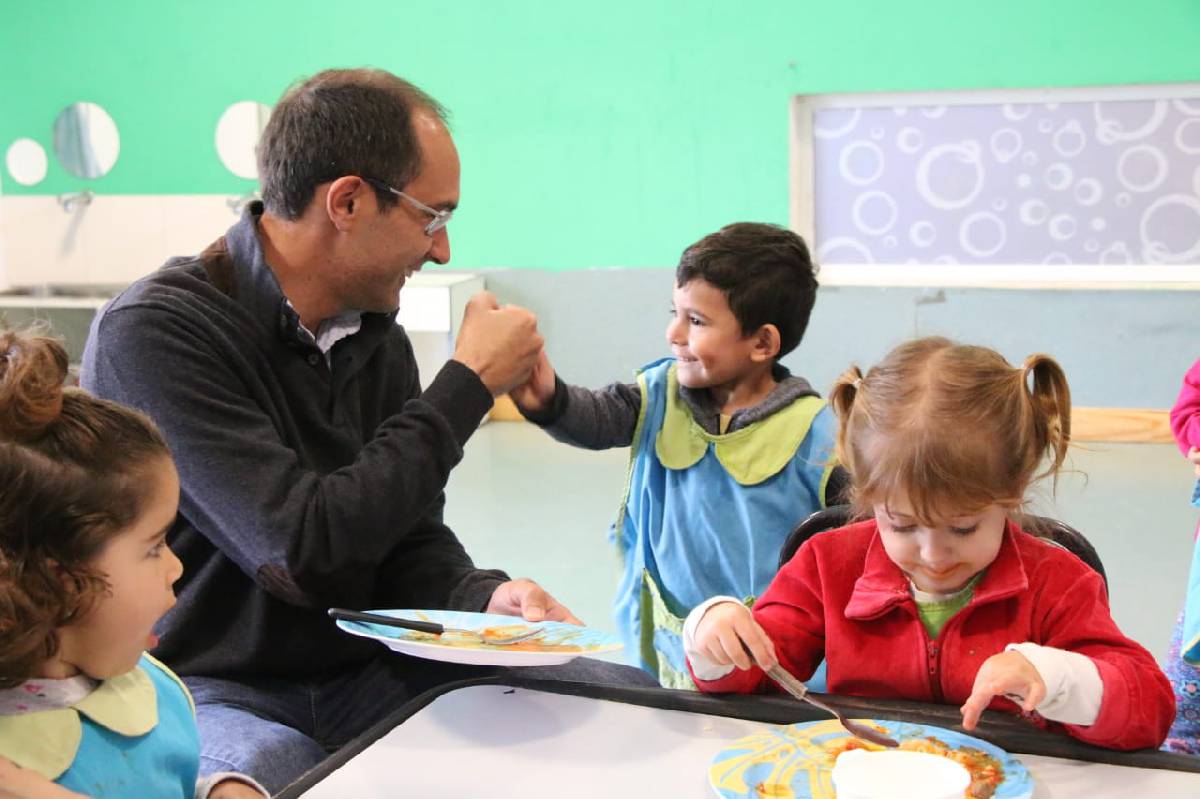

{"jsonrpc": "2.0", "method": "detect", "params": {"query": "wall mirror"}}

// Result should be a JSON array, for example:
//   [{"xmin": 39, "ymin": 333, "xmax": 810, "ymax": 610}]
[
  {"xmin": 5, "ymin": 138, "xmax": 48, "ymax": 186},
  {"xmin": 215, "ymin": 101, "xmax": 271, "ymax": 179},
  {"xmin": 53, "ymin": 102, "xmax": 120, "ymax": 179}
]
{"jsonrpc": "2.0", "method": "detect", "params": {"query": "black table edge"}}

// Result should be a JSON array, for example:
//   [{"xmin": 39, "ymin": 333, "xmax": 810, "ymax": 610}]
[{"xmin": 276, "ymin": 675, "xmax": 1200, "ymax": 797}]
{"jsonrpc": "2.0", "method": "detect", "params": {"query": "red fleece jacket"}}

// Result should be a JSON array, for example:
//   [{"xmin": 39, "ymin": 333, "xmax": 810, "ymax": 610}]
[{"xmin": 691, "ymin": 520, "xmax": 1175, "ymax": 750}]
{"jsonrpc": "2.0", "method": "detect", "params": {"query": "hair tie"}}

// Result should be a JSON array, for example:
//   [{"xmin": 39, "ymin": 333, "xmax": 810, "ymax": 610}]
[{"xmin": 852, "ymin": 378, "xmax": 863, "ymax": 390}]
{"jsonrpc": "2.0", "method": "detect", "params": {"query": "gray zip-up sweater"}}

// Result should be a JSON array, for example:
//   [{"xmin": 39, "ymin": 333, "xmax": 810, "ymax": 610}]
[{"xmin": 81, "ymin": 204, "xmax": 506, "ymax": 679}]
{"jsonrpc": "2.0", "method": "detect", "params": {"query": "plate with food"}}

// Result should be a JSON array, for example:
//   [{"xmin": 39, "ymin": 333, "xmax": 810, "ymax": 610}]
[
  {"xmin": 708, "ymin": 718, "xmax": 1031, "ymax": 799},
  {"xmin": 332, "ymin": 608, "xmax": 623, "ymax": 666}
]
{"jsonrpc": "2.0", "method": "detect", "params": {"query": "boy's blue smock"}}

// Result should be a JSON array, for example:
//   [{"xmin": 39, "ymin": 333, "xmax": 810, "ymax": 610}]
[{"xmin": 612, "ymin": 358, "xmax": 835, "ymax": 687}]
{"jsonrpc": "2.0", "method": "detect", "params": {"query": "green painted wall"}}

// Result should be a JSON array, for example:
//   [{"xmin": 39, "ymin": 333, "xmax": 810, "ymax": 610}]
[{"xmin": 2, "ymin": 1, "xmax": 1198, "ymax": 268}]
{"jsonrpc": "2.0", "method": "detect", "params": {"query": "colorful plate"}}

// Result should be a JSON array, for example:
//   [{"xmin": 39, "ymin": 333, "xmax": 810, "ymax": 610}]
[
  {"xmin": 709, "ymin": 718, "xmax": 1032, "ymax": 799},
  {"xmin": 334, "ymin": 608, "xmax": 622, "ymax": 666}
]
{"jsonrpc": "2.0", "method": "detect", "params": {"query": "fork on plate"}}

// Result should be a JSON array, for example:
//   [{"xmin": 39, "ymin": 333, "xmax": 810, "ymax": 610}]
[
  {"xmin": 765, "ymin": 662, "xmax": 900, "ymax": 748},
  {"xmin": 327, "ymin": 608, "xmax": 544, "ymax": 646}
]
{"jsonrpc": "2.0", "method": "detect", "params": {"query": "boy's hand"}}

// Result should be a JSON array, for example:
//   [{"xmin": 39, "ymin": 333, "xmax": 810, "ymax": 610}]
[
  {"xmin": 508, "ymin": 349, "xmax": 557, "ymax": 412},
  {"xmin": 960, "ymin": 650, "xmax": 1046, "ymax": 730},
  {"xmin": 693, "ymin": 601, "xmax": 777, "ymax": 672},
  {"xmin": 1188, "ymin": 447, "xmax": 1200, "ymax": 477},
  {"xmin": 0, "ymin": 757, "xmax": 88, "ymax": 799}
]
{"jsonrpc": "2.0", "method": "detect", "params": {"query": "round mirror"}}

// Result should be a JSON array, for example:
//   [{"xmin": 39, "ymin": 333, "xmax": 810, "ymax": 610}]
[
  {"xmin": 53, "ymin": 102, "xmax": 120, "ymax": 179},
  {"xmin": 5, "ymin": 138, "xmax": 49, "ymax": 186},
  {"xmin": 215, "ymin": 101, "xmax": 271, "ymax": 179}
]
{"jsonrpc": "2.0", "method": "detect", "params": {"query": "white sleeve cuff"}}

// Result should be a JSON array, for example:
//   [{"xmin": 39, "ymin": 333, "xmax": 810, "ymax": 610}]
[
  {"xmin": 682, "ymin": 596, "xmax": 743, "ymax": 681},
  {"xmin": 196, "ymin": 772, "xmax": 271, "ymax": 798},
  {"xmin": 1005, "ymin": 642, "xmax": 1103, "ymax": 726}
]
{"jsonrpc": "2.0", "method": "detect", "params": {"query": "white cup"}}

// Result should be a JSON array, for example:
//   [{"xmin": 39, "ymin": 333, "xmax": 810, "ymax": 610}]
[{"xmin": 831, "ymin": 749, "xmax": 971, "ymax": 799}]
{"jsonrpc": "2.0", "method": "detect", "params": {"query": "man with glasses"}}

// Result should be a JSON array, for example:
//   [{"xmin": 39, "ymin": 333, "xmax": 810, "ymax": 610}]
[{"xmin": 81, "ymin": 68, "xmax": 653, "ymax": 793}]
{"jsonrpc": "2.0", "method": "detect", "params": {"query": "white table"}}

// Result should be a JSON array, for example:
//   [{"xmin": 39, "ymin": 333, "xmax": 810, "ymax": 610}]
[{"xmin": 292, "ymin": 683, "xmax": 1200, "ymax": 798}]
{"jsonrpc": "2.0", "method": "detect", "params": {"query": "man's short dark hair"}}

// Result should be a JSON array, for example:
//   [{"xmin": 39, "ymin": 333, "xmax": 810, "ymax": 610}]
[
  {"xmin": 257, "ymin": 68, "xmax": 448, "ymax": 219},
  {"xmin": 675, "ymin": 222, "xmax": 818, "ymax": 359}
]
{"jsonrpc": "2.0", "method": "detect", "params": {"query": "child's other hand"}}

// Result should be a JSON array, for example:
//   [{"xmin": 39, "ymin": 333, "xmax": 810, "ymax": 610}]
[
  {"xmin": 207, "ymin": 779, "xmax": 267, "ymax": 799},
  {"xmin": 693, "ymin": 601, "xmax": 777, "ymax": 672},
  {"xmin": 1188, "ymin": 447, "xmax": 1200, "ymax": 477},
  {"xmin": 0, "ymin": 757, "xmax": 88, "ymax": 799},
  {"xmin": 508, "ymin": 349, "xmax": 556, "ymax": 412},
  {"xmin": 960, "ymin": 650, "xmax": 1046, "ymax": 730}
]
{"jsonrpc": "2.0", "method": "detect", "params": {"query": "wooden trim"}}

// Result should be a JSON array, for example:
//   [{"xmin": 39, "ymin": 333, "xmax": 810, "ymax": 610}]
[
  {"xmin": 493, "ymin": 400, "xmax": 1173, "ymax": 444},
  {"xmin": 1071, "ymin": 407, "xmax": 1172, "ymax": 443}
]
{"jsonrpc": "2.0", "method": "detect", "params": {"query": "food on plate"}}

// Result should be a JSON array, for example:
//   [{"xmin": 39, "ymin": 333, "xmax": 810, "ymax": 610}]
[
  {"xmin": 402, "ymin": 621, "xmax": 585, "ymax": 652},
  {"xmin": 827, "ymin": 735, "xmax": 1004, "ymax": 799}
]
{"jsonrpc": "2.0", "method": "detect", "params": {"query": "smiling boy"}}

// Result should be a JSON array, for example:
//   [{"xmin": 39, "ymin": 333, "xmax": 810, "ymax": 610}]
[{"xmin": 512, "ymin": 222, "xmax": 844, "ymax": 687}]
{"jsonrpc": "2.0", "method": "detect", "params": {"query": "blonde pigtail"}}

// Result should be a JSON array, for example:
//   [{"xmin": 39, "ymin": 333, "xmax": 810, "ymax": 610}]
[
  {"xmin": 1021, "ymin": 353, "xmax": 1071, "ymax": 483},
  {"xmin": 828, "ymin": 364, "xmax": 866, "ymax": 485},
  {"xmin": 828, "ymin": 365, "xmax": 865, "ymax": 419}
]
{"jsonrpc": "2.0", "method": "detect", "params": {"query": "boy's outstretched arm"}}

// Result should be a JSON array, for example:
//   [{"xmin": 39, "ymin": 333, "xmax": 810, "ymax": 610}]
[{"xmin": 511, "ymin": 351, "xmax": 643, "ymax": 450}]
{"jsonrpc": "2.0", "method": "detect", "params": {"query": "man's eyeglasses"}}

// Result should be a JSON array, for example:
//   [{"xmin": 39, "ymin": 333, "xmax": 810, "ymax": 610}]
[{"xmin": 363, "ymin": 178, "xmax": 453, "ymax": 236}]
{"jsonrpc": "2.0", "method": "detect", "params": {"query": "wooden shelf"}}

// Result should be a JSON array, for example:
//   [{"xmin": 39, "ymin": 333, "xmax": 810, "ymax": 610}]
[
  {"xmin": 489, "ymin": 394, "xmax": 524, "ymax": 422},
  {"xmin": 1071, "ymin": 407, "xmax": 1172, "ymax": 444}
]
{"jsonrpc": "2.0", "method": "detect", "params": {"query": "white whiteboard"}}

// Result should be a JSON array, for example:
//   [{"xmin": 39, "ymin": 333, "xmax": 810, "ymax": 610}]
[{"xmin": 792, "ymin": 84, "xmax": 1200, "ymax": 287}]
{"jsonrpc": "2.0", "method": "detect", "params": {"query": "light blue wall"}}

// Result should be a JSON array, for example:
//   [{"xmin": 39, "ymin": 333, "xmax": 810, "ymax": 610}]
[{"xmin": 481, "ymin": 269, "xmax": 1200, "ymax": 408}]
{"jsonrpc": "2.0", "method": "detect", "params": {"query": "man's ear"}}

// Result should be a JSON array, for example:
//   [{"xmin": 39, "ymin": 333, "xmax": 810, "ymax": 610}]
[
  {"xmin": 749, "ymin": 324, "xmax": 781, "ymax": 363},
  {"xmin": 324, "ymin": 176, "xmax": 370, "ymax": 231}
]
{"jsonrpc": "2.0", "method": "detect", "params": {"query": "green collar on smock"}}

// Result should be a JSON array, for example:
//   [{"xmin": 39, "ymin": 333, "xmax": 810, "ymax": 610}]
[
  {"xmin": 0, "ymin": 655, "xmax": 185, "ymax": 779},
  {"xmin": 654, "ymin": 364, "xmax": 824, "ymax": 486}
]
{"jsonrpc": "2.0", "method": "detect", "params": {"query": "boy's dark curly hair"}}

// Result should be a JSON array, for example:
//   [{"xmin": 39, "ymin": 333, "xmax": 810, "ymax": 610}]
[{"xmin": 676, "ymin": 222, "xmax": 818, "ymax": 359}]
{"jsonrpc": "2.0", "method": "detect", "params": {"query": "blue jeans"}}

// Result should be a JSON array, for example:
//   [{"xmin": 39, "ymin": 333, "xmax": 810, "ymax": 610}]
[{"xmin": 186, "ymin": 653, "xmax": 656, "ymax": 794}]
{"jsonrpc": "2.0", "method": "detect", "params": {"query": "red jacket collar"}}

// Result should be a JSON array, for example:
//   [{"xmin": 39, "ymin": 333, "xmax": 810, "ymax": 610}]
[{"xmin": 845, "ymin": 520, "xmax": 1031, "ymax": 620}]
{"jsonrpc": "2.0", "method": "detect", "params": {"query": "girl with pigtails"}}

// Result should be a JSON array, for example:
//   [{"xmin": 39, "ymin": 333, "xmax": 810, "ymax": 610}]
[
  {"xmin": 683, "ymin": 337, "xmax": 1174, "ymax": 751},
  {"xmin": 0, "ymin": 327, "xmax": 265, "ymax": 799}
]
